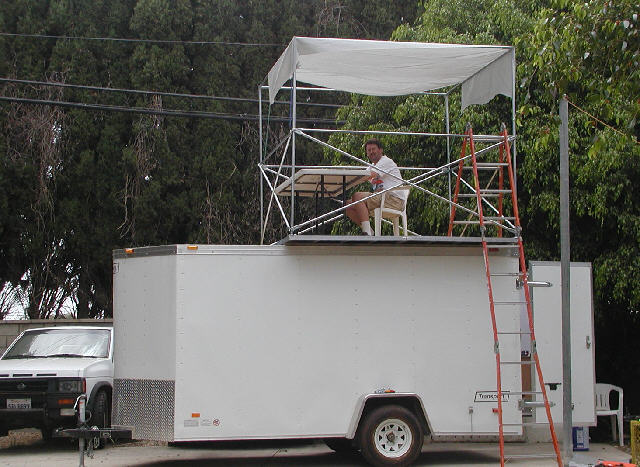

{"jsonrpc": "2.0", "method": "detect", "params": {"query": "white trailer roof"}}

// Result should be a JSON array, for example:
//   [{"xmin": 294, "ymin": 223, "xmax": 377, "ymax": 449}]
[{"xmin": 267, "ymin": 37, "xmax": 514, "ymax": 110}]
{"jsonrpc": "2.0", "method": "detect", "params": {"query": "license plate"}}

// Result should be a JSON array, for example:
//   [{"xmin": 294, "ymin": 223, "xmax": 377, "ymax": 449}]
[{"xmin": 7, "ymin": 398, "xmax": 31, "ymax": 409}]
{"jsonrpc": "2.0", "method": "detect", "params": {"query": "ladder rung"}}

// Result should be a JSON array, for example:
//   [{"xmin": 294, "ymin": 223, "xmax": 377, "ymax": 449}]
[
  {"xmin": 490, "ymin": 272, "xmax": 522, "ymax": 277},
  {"xmin": 453, "ymin": 220, "xmax": 516, "ymax": 225},
  {"xmin": 494, "ymin": 301, "xmax": 527, "ymax": 305},
  {"xmin": 477, "ymin": 162, "xmax": 509, "ymax": 167},
  {"xmin": 485, "ymin": 244, "xmax": 519, "ymax": 249},
  {"xmin": 481, "ymin": 189, "xmax": 512, "ymax": 194},
  {"xmin": 501, "ymin": 361, "xmax": 535, "ymax": 365},
  {"xmin": 497, "ymin": 331, "xmax": 532, "ymax": 335},
  {"xmin": 462, "ymin": 163, "xmax": 509, "ymax": 170},
  {"xmin": 504, "ymin": 422, "xmax": 551, "ymax": 427},
  {"xmin": 484, "ymin": 216, "xmax": 516, "ymax": 221},
  {"xmin": 457, "ymin": 193, "xmax": 500, "ymax": 198},
  {"xmin": 505, "ymin": 454, "xmax": 558, "ymax": 459}
]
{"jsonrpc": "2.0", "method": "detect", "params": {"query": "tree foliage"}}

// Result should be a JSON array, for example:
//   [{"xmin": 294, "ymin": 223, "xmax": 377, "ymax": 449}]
[
  {"xmin": 517, "ymin": 0, "xmax": 640, "ymax": 410},
  {"xmin": 0, "ymin": 0, "xmax": 419, "ymax": 318}
]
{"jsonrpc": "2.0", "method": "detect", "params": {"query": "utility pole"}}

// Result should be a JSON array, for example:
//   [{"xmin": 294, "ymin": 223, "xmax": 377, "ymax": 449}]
[{"xmin": 559, "ymin": 95, "xmax": 572, "ymax": 465}]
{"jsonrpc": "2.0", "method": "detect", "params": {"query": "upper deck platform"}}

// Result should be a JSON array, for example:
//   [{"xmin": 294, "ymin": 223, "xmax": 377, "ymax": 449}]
[{"xmin": 279, "ymin": 234, "xmax": 519, "ymax": 247}]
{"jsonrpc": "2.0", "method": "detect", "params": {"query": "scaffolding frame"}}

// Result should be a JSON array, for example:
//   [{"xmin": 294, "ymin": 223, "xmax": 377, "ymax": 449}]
[
  {"xmin": 258, "ymin": 88, "xmax": 516, "ymax": 245},
  {"xmin": 258, "ymin": 39, "xmax": 517, "ymax": 245}
]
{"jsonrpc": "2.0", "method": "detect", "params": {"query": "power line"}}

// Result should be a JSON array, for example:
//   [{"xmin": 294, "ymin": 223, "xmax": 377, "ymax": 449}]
[
  {"xmin": 0, "ymin": 95, "xmax": 345, "ymax": 125},
  {"xmin": 567, "ymin": 98, "xmax": 639, "ymax": 145},
  {"xmin": 0, "ymin": 77, "xmax": 343, "ymax": 109},
  {"xmin": 0, "ymin": 32, "xmax": 284, "ymax": 47}
]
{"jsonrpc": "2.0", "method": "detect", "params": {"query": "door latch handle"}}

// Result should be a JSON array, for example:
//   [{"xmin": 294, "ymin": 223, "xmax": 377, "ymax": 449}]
[{"xmin": 516, "ymin": 280, "xmax": 552, "ymax": 289}]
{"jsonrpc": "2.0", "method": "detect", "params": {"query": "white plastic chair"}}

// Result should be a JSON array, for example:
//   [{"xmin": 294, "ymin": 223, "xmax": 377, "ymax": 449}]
[
  {"xmin": 373, "ymin": 187, "xmax": 409, "ymax": 236},
  {"xmin": 595, "ymin": 383, "xmax": 624, "ymax": 446}
]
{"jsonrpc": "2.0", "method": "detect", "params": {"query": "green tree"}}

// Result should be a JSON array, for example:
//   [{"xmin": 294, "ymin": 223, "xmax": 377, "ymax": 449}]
[
  {"xmin": 518, "ymin": 0, "xmax": 640, "ymax": 411},
  {"xmin": 0, "ymin": 0, "xmax": 421, "ymax": 318},
  {"xmin": 46, "ymin": 0, "xmax": 137, "ymax": 318}
]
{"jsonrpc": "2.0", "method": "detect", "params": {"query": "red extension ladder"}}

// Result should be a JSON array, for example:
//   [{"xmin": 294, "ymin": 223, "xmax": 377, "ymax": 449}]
[{"xmin": 448, "ymin": 124, "xmax": 563, "ymax": 467}]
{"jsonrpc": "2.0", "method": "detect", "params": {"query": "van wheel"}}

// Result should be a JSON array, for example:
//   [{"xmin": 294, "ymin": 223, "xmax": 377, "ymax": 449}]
[
  {"xmin": 323, "ymin": 437, "xmax": 359, "ymax": 456},
  {"xmin": 358, "ymin": 405, "xmax": 423, "ymax": 466},
  {"xmin": 90, "ymin": 390, "xmax": 110, "ymax": 449},
  {"xmin": 40, "ymin": 427, "xmax": 52, "ymax": 441}
]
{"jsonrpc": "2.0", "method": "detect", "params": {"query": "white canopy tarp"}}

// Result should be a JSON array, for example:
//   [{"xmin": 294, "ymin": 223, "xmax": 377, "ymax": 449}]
[{"xmin": 267, "ymin": 37, "xmax": 514, "ymax": 110}]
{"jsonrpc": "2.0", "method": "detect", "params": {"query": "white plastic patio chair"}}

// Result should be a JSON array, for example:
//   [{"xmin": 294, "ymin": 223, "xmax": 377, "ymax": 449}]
[
  {"xmin": 373, "ymin": 187, "xmax": 409, "ymax": 236},
  {"xmin": 595, "ymin": 383, "xmax": 624, "ymax": 446}
]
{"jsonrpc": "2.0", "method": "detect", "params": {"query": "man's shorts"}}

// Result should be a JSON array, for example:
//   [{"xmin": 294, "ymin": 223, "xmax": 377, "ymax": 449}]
[{"xmin": 365, "ymin": 193, "xmax": 405, "ymax": 212}]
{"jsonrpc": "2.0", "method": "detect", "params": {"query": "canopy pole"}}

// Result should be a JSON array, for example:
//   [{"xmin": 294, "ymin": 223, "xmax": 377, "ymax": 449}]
[
  {"xmin": 259, "ymin": 85, "xmax": 264, "ymax": 244},
  {"xmin": 290, "ymin": 42, "xmax": 297, "ymax": 233}
]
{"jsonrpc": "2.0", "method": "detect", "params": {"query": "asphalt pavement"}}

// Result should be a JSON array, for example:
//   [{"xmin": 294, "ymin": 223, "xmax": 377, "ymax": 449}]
[{"xmin": 0, "ymin": 430, "xmax": 633, "ymax": 467}]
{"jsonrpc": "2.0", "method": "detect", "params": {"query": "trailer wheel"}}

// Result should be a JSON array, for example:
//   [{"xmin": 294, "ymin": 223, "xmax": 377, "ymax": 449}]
[
  {"xmin": 90, "ymin": 390, "xmax": 111, "ymax": 449},
  {"xmin": 358, "ymin": 405, "xmax": 423, "ymax": 467},
  {"xmin": 323, "ymin": 437, "xmax": 359, "ymax": 456}
]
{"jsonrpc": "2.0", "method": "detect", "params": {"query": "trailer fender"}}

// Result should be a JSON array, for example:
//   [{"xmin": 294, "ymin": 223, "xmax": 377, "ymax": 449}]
[{"xmin": 346, "ymin": 393, "xmax": 431, "ymax": 440}]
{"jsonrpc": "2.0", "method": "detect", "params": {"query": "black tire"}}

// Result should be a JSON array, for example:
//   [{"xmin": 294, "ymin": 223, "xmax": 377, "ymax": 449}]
[
  {"xmin": 323, "ymin": 437, "xmax": 360, "ymax": 456},
  {"xmin": 358, "ymin": 405, "xmax": 424, "ymax": 467},
  {"xmin": 90, "ymin": 390, "xmax": 111, "ymax": 449},
  {"xmin": 40, "ymin": 427, "xmax": 53, "ymax": 441}
]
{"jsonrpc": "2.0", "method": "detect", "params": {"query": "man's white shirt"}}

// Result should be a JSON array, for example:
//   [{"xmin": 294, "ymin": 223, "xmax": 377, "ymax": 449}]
[{"xmin": 370, "ymin": 155, "xmax": 408, "ymax": 202}]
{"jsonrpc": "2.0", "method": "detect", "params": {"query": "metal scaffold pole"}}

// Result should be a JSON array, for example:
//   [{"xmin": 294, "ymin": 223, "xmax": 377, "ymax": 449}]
[
  {"xmin": 259, "ymin": 84, "xmax": 264, "ymax": 243},
  {"xmin": 290, "ymin": 68, "xmax": 297, "ymax": 233}
]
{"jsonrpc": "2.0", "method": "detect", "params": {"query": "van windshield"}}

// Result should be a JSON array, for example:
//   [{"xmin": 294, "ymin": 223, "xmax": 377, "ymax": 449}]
[{"xmin": 2, "ymin": 329, "xmax": 111, "ymax": 359}]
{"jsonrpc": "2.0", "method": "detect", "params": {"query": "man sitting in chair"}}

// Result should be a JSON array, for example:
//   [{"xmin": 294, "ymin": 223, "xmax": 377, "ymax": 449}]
[{"xmin": 346, "ymin": 138, "xmax": 407, "ymax": 235}]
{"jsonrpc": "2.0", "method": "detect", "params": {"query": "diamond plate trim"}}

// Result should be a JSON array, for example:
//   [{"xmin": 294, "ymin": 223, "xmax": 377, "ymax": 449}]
[{"xmin": 113, "ymin": 378, "xmax": 175, "ymax": 441}]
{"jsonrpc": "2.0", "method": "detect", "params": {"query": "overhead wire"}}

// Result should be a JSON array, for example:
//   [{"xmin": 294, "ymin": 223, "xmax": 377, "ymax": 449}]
[
  {"xmin": 566, "ymin": 98, "xmax": 639, "ymax": 145},
  {"xmin": 0, "ymin": 32, "xmax": 284, "ymax": 47},
  {"xmin": 0, "ymin": 77, "xmax": 343, "ymax": 108},
  {"xmin": 0, "ymin": 33, "xmax": 345, "ymax": 121},
  {"xmin": 0, "ymin": 95, "xmax": 345, "ymax": 125}
]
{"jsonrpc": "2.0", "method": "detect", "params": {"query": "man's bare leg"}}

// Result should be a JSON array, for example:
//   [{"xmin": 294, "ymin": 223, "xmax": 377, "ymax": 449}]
[{"xmin": 346, "ymin": 192, "xmax": 372, "ymax": 234}]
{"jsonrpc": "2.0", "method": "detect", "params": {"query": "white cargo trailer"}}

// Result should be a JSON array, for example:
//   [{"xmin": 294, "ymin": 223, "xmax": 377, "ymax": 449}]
[{"xmin": 111, "ymin": 242, "xmax": 595, "ymax": 466}]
